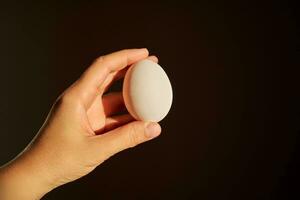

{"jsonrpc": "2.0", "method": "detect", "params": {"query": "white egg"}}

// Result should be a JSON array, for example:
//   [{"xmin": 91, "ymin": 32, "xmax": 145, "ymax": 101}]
[{"xmin": 123, "ymin": 59, "xmax": 173, "ymax": 122}]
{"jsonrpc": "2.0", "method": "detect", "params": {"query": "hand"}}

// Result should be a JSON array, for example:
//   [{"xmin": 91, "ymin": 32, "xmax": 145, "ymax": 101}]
[{"xmin": 0, "ymin": 49, "xmax": 162, "ymax": 200}]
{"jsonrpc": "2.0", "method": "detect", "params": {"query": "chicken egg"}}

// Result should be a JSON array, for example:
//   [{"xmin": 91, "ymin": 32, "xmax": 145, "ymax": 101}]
[{"xmin": 123, "ymin": 59, "xmax": 173, "ymax": 122}]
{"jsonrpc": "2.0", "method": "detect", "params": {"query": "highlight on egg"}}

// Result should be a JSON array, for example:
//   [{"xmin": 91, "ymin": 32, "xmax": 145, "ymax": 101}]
[{"xmin": 123, "ymin": 59, "xmax": 173, "ymax": 122}]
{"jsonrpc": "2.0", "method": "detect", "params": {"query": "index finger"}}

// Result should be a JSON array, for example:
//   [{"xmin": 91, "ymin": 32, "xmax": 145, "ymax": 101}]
[{"xmin": 73, "ymin": 48, "xmax": 149, "ymax": 108}]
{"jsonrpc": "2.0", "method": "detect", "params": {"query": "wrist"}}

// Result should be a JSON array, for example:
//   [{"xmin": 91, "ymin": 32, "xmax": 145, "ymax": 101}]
[{"xmin": 0, "ymin": 151, "xmax": 56, "ymax": 200}]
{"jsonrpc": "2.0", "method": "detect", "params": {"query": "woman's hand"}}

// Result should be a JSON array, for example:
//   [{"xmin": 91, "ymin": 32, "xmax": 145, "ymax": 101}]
[{"xmin": 0, "ymin": 49, "xmax": 161, "ymax": 200}]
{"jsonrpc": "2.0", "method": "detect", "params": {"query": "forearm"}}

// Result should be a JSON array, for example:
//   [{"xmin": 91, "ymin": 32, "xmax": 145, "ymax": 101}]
[{"xmin": 0, "ymin": 152, "xmax": 54, "ymax": 200}]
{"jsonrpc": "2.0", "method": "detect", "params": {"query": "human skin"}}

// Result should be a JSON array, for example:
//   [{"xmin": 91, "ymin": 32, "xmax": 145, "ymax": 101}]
[{"xmin": 0, "ymin": 48, "xmax": 161, "ymax": 200}]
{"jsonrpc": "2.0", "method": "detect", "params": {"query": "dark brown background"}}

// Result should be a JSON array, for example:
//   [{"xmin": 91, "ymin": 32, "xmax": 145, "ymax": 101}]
[{"xmin": 0, "ymin": 0, "xmax": 299, "ymax": 199}]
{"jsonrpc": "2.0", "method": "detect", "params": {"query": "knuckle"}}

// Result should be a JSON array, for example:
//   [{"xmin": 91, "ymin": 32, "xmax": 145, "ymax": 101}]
[
  {"xmin": 94, "ymin": 55, "xmax": 112, "ymax": 70},
  {"xmin": 55, "ymin": 91, "xmax": 77, "ymax": 106},
  {"xmin": 61, "ymin": 92, "xmax": 75, "ymax": 103},
  {"xmin": 95, "ymin": 55, "xmax": 105, "ymax": 63},
  {"xmin": 121, "ymin": 49, "xmax": 130, "ymax": 54}
]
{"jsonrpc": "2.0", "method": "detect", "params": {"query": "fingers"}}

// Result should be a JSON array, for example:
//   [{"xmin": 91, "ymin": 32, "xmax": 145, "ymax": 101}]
[
  {"xmin": 105, "ymin": 114, "xmax": 134, "ymax": 129},
  {"xmin": 90, "ymin": 121, "xmax": 161, "ymax": 161},
  {"xmin": 101, "ymin": 55, "xmax": 159, "ymax": 94},
  {"xmin": 100, "ymin": 67, "xmax": 129, "ymax": 95},
  {"xmin": 94, "ymin": 114, "xmax": 134, "ymax": 135},
  {"xmin": 83, "ymin": 48, "xmax": 149, "ymax": 88},
  {"xmin": 72, "ymin": 48, "xmax": 149, "ymax": 109},
  {"xmin": 102, "ymin": 92, "xmax": 125, "ymax": 117}
]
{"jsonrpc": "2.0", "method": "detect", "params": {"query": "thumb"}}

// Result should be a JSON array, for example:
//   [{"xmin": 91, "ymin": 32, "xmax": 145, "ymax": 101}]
[{"xmin": 92, "ymin": 121, "xmax": 161, "ymax": 160}]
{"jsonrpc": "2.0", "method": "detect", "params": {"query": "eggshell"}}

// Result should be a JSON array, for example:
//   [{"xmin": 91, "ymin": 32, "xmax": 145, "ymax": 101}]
[{"xmin": 123, "ymin": 59, "xmax": 173, "ymax": 122}]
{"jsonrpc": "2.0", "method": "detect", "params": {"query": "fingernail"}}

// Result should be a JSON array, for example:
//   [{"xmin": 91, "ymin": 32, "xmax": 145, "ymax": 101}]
[{"xmin": 145, "ymin": 122, "xmax": 161, "ymax": 138}]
